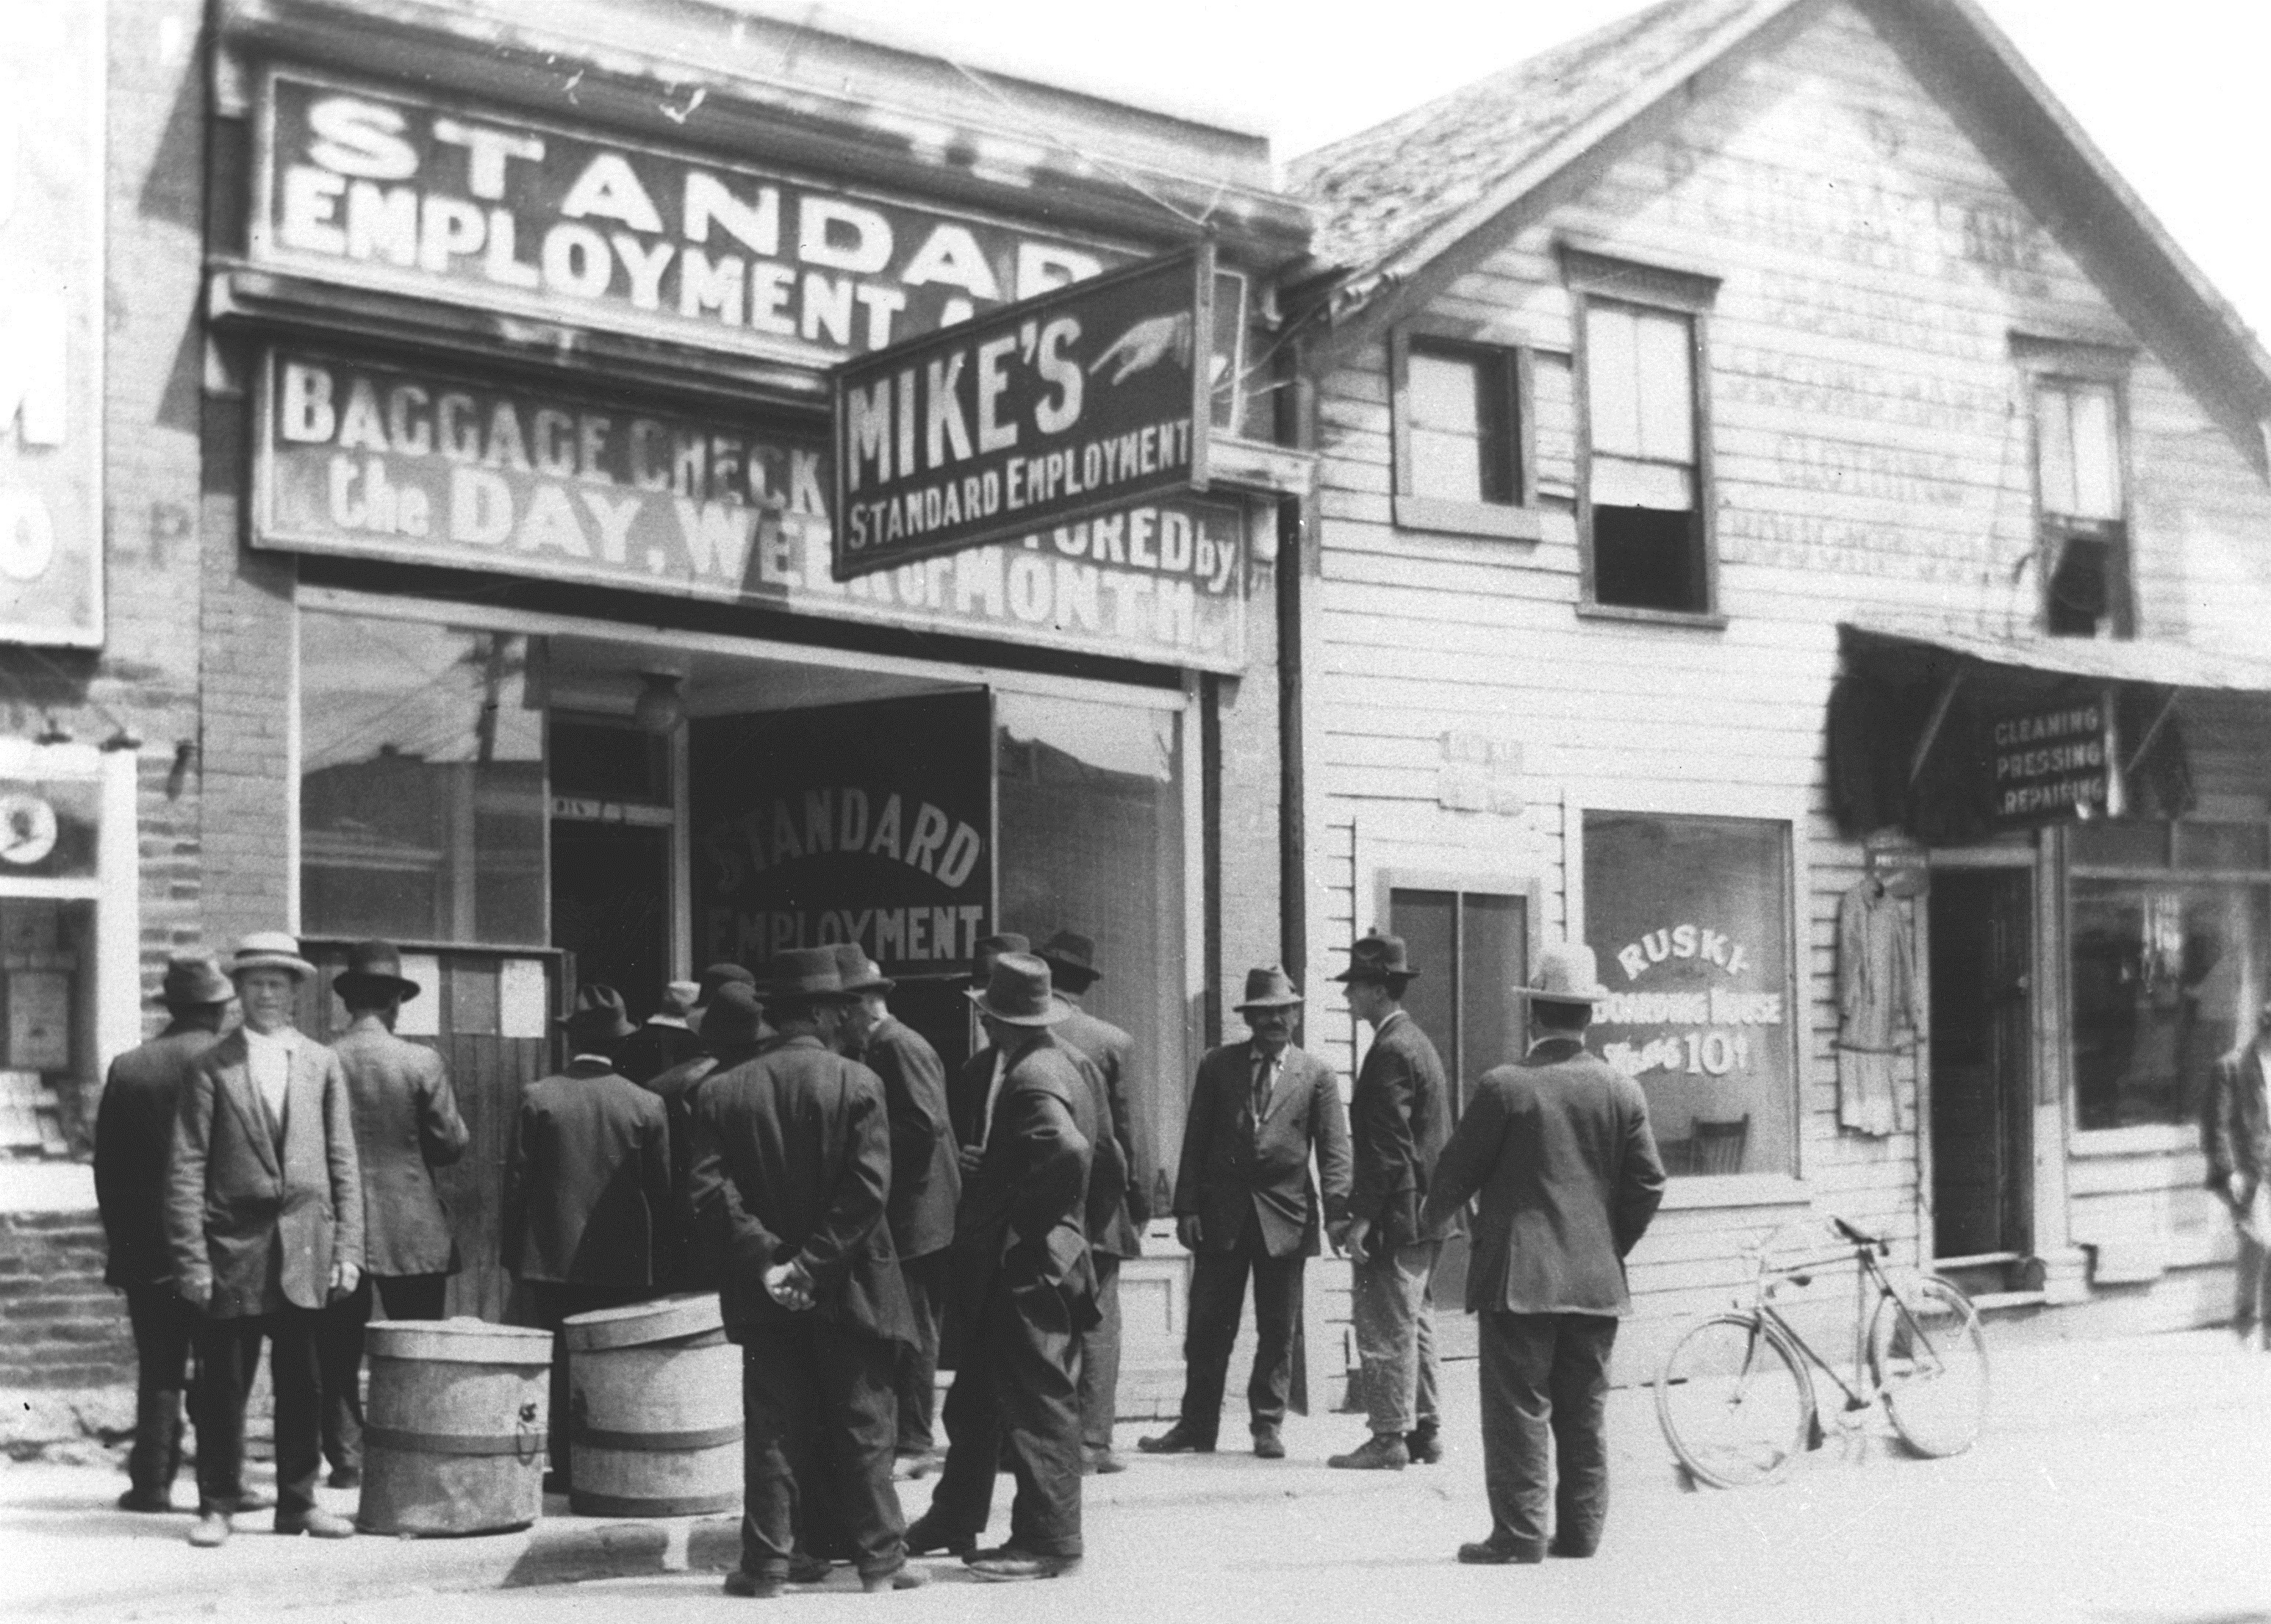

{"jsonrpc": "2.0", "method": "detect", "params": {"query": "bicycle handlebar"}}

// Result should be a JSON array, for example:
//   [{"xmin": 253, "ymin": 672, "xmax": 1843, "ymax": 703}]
[{"xmin": 1830, "ymin": 1215, "xmax": 1890, "ymax": 1255}]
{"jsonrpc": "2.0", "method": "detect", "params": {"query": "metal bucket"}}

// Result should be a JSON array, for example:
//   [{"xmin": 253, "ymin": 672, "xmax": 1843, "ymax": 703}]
[
  {"xmin": 356, "ymin": 1318, "xmax": 552, "ymax": 1536},
  {"xmin": 563, "ymin": 1293, "xmax": 741, "ymax": 1517}
]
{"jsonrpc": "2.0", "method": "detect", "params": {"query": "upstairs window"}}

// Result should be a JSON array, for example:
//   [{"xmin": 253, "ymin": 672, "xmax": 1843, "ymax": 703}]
[
  {"xmin": 2034, "ymin": 375, "xmax": 2129, "ymax": 637},
  {"xmin": 1389, "ymin": 324, "xmax": 1536, "ymax": 539},
  {"xmin": 1584, "ymin": 300, "xmax": 1707, "ymax": 614}
]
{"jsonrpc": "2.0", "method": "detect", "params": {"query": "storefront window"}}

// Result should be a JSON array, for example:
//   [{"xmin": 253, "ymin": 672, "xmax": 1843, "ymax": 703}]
[
  {"xmin": 299, "ymin": 612, "xmax": 546, "ymax": 945},
  {"xmin": 1584, "ymin": 811, "xmax": 1796, "ymax": 1177},
  {"xmin": 995, "ymin": 692, "xmax": 1185, "ymax": 1182}
]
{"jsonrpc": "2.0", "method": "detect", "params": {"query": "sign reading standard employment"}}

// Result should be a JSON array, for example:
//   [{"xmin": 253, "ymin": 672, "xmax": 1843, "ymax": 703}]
[{"xmin": 831, "ymin": 246, "xmax": 1214, "ymax": 581}]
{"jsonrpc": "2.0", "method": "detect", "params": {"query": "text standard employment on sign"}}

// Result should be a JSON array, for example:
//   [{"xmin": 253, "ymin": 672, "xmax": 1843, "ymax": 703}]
[{"xmin": 830, "ymin": 246, "xmax": 1213, "ymax": 581}]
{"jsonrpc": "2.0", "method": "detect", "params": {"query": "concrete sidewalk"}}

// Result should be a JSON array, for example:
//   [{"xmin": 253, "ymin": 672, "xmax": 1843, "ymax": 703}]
[{"xmin": 8, "ymin": 1324, "xmax": 2267, "ymax": 1619}]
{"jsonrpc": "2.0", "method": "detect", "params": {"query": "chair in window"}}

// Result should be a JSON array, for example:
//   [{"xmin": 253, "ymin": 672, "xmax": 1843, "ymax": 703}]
[{"xmin": 1691, "ymin": 1115, "xmax": 1749, "ymax": 1176}]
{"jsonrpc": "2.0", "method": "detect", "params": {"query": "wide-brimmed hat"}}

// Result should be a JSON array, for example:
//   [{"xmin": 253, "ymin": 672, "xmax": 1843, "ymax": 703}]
[
  {"xmin": 158, "ymin": 954, "xmax": 234, "ymax": 1009},
  {"xmin": 1511, "ymin": 943, "xmax": 1611, "ymax": 1007},
  {"xmin": 703, "ymin": 982, "xmax": 769, "ymax": 1048},
  {"xmin": 829, "ymin": 943, "xmax": 894, "ymax": 995},
  {"xmin": 969, "ymin": 932, "xmax": 1030, "ymax": 986},
  {"xmin": 229, "ymin": 931, "xmax": 316, "ymax": 982},
  {"xmin": 561, "ymin": 984, "xmax": 636, "ymax": 1045},
  {"xmin": 1331, "ymin": 933, "xmax": 1418, "ymax": 985},
  {"xmin": 1035, "ymin": 930, "xmax": 1102, "ymax": 989},
  {"xmin": 966, "ymin": 952, "xmax": 1070, "ymax": 1027},
  {"xmin": 758, "ymin": 946, "xmax": 855, "ymax": 1008},
  {"xmin": 333, "ymin": 939, "xmax": 421, "ymax": 1004},
  {"xmin": 1234, "ymin": 966, "xmax": 1304, "ymax": 1010},
  {"xmin": 697, "ymin": 962, "xmax": 756, "ymax": 1005}
]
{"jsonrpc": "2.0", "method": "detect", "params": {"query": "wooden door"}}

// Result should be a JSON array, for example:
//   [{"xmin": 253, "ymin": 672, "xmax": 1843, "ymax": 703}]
[{"xmin": 1927, "ymin": 872, "xmax": 2032, "ymax": 1260}]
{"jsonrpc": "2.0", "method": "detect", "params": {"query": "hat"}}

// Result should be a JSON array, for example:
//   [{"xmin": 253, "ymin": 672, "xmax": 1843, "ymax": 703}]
[
  {"xmin": 969, "ymin": 932, "xmax": 1030, "ymax": 985},
  {"xmin": 829, "ymin": 943, "xmax": 894, "ymax": 994},
  {"xmin": 333, "ymin": 939, "xmax": 421, "ymax": 1004},
  {"xmin": 1233, "ymin": 966, "xmax": 1304, "ymax": 1010},
  {"xmin": 758, "ymin": 946, "xmax": 854, "ymax": 1007},
  {"xmin": 1510, "ymin": 943, "xmax": 1611, "ymax": 1007},
  {"xmin": 1331, "ymin": 933, "xmax": 1418, "ymax": 985},
  {"xmin": 561, "ymin": 983, "xmax": 636, "ymax": 1045},
  {"xmin": 697, "ymin": 962, "xmax": 756, "ymax": 1005},
  {"xmin": 965, "ymin": 952, "xmax": 1071, "ymax": 1027},
  {"xmin": 229, "ymin": 931, "xmax": 316, "ymax": 982},
  {"xmin": 159, "ymin": 954, "xmax": 234, "ymax": 1009},
  {"xmin": 658, "ymin": 980, "xmax": 701, "ymax": 1020},
  {"xmin": 702, "ymin": 982, "xmax": 769, "ymax": 1048},
  {"xmin": 1035, "ymin": 930, "xmax": 1102, "ymax": 988}
]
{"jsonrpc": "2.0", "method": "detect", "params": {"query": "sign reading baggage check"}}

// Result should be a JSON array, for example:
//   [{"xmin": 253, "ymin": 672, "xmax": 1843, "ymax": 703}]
[{"xmin": 830, "ymin": 245, "xmax": 1214, "ymax": 581}]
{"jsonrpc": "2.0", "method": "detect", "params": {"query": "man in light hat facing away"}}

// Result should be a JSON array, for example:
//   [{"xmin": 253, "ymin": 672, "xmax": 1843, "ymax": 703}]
[
  {"xmin": 165, "ymin": 933, "xmax": 363, "ymax": 1547},
  {"xmin": 1420, "ymin": 944, "xmax": 1665, "ymax": 1565},
  {"xmin": 1329, "ymin": 932, "xmax": 1459, "ymax": 1471},
  {"xmin": 639, "ymin": 980, "xmax": 772, "ymax": 1293},
  {"xmin": 315, "ymin": 941, "xmax": 470, "ymax": 1488},
  {"xmin": 502, "ymin": 983, "xmax": 670, "ymax": 1492},
  {"xmin": 686, "ymin": 946, "xmax": 921, "ymax": 1596},
  {"xmin": 1141, "ymin": 966, "xmax": 1350, "ymax": 1461},
  {"xmin": 96, "ymin": 954, "xmax": 235, "ymax": 1512},
  {"xmin": 906, "ymin": 952, "xmax": 1097, "ymax": 1582},
  {"xmin": 619, "ymin": 979, "xmax": 705, "ymax": 1085}
]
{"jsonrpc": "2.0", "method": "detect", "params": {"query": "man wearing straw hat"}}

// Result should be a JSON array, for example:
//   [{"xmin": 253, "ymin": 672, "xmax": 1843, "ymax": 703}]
[
  {"xmin": 314, "ymin": 941, "xmax": 470, "ymax": 1490},
  {"xmin": 686, "ymin": 946, "xmax": 920, "ymax": 1596},
  {"xmin": 165, "ymin": 932, "xmax": 363, "ymax": 1548},
  {"xmin": 619, "ymin": 979, "xmax": 705, "ymax": 1085},
  {"xmin": 1141, "ymin": 966, "xmax": 1350, "ymax": 1461},
  {"xmin": 1419, "ymin": 943, "xmax": 1665, "ymax": 1566}
]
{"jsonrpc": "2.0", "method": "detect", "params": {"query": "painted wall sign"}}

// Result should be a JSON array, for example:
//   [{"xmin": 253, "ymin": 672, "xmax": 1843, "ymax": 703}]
[
  {"xmin": 1986, "ymin": 698, "xmax": 2108, "ymax": 826},
  {"xmin": 254, "ymin": 68, "xmax": 1136, "ymax": 362},
  {"xmin": 831, "ymin": 246, "xmax": 1213, "ymax": 579},
  {"xmin": 0, "ymin": 7, "xmax": 104, "ymax": 646},
  {"xmin": 254, "ymin": 346, "xmax": 1247, "ymax": 670}
]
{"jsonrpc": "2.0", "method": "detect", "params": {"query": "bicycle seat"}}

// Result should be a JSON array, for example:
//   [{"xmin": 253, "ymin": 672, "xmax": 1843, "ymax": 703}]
[{"xmin": 1829, "ymin": 1215, "xmax": 1888, "ymax": 1253}]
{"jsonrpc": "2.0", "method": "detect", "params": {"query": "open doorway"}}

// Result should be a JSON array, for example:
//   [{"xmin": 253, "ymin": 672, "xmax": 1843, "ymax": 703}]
[
  {"xmin": 548, "ymin": 714, "xmax": 674, "ymax": 1021},
  {"xmin": 1928, "ymin": 869, "xmax": 2033, "ymax": 1266}
]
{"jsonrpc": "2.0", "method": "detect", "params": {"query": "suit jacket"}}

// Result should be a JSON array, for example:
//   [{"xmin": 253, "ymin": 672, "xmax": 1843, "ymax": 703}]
[
  {"xmin": 502, "ymin": 1057, "xmax": 670, "ymax": 1289},
  {"xmin": 331, "ymin": 1016, "xmax": 470, "ymax": 1278},
  {"xmin": 2204, "ymin": 1041, "xmax": 2271, "ymax": 1204},
  {"xmin": 164, "ymin": 1027, "xmax": 365, "ymax": 1318},
  {"xmin": 1174, "ymin": 1039, "xmax": 1352, "ymax": 1259},
  {"xmin": 947, "ymin": 1047, "xmax": 994, "ymax": 1151},
  {"xmin": 685, "ymin": 1035, "xmax": 914, "ymax": 1347},
  {"xmin": 1347, "ymin": 1010, "xmax": 1459, "ymax": 1249},
  {"xmin": 619, "ymin": 1019, "xmax": 703, "ymax": 1087},
  {"xmin": 637, "ymin": 1046, "xmax": 740, "ymax": 1293},
  {"xmin": 860, "ymin": 1016, "xmax": 961, "ymax": 1262},
  {"xmin": 1054, "ymin": 1001, "xmax": 1146, "ymax": 1254},
  {"xmin": 952, "ymin": 1032, "xmax": 1097, "ymax": 1327},
  {"xmin": 1419, "ymin": 1035, "xmax": 1666, "ymax": 1317},
  {"xmin": 96, "ymin": 1024, "xmax": 220, "ymax": 1290}
]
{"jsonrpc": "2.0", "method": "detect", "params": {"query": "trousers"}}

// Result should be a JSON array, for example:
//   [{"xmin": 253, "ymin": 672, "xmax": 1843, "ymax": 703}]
[
  {"xmin": 1477, "ymin": 1310, "xmax": 1618, "ymax": 1559},
  {"xmin": 926, "ymin": 1282, "xmax": 1084, "ymax": 1556},
  {"xmin": 1350, "ymin": 1240, "xmax": 1440, "ymax": 1436},
  {"xmin": 894, "ymin": 1251, "xmax": 950, "ymax": 1456},
  {"xmin": 193, "ymin": 1307, "xmax": 321, "ymax": 1517},
  {"xmin": 1077, "ymin": 1253, "xmax": 1123, "ymax": 1452},
  {"xmin": 123, "ymin": 1286, "xmax": 196, "ymax": 1499},
  {"xmin": 2233, "ymin": 1221, "xmax": 2271, "ymax": 1343},
  {"xmin": 739, "ymin": 1321, "xmax": 905, "ymax": 1579},
  {"xmin": 317, "ymin": 1273, "xmax": 449, "ymax": 1473},
  {"xmin": 1178, "ymin": 1226, "xmax": 1305, "ymax": 1439}
]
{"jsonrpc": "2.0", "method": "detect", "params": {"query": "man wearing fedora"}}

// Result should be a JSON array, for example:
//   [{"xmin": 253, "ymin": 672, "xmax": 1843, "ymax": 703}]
[
  {"xmin": 690, "ymin": 960, "xmax": 763, "ymax": 1040},
  {"xmin": 687, "ymin": 946, "xmax": 921, "ymax": 1596},
  {"xmin": 1034, "ymin": 930, "xmax": 1145, "ymax": 1475},
  {"xmin": 316, "ymin": 941, "xmax": 470, "ymax": 1489},
  {"xmin": 1329, "ymin": 932, "xmax": 1457, "ymax": 1472},
  {"xmin": 908, "ymin": 952, "xmax": 1097, "ymax": 1582},
  {"xmin": 1141, "ymin": 966, "xmax": 1350, "ymax": 1461},
  {"xmin": 95, "ymin": 955, "xmax": 235, "ymax": 1512},
  {"xmin": 830, "ymin": 944, "xmax": 961, "ymax": 1478},
  {"xmin": 945, "ymin": 933, "xmax": 1028, "ymax": 1159},
  {"xmin": 503, "ymin": 983, "xmax": 671, "ymax": 1491},
  {"xmin": 640, "ymin": 980, "xmax": 772, "ymax": 1293},
  {"xmin": 619, "ymin": 979, "xmax": 705, "ymax": 1085},
  {"xmin": 164, "ymin": 933, "xmax": 364, "ymax": 1546},
  {"xmin": 1420, "ymin": 944, "xmax": 1665, "ymax": 1565}
]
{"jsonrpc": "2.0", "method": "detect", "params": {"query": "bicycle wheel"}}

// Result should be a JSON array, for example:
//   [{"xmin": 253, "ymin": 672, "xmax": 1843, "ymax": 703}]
[
  {"xmin": 1656, "ymin": 1313, "xmax": 1815, "ymax": 1487},
  {"xmin": 1869, "ymin": 1275, "xmax": 1989, "ymax": 1458}
]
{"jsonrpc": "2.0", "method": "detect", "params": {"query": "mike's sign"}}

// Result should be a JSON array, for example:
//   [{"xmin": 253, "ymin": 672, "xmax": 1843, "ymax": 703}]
[{"xmin": 831, "ymin": 247, "xmax": 1214, "ymax": 581}]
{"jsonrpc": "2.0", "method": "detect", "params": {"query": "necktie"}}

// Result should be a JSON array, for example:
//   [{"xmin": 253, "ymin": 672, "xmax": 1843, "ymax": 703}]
[{"xmin": 1250, "ymin": 1052, "xmax": 1276, "ymax": 1127}]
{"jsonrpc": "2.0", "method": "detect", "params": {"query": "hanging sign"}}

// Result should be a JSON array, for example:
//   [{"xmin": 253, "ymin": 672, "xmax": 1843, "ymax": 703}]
[
  {"xmin": 1985, "ymin": 697, "xmax": 2109, "ymax": 827},
  {"xmin": 830, "ymin": 245, "xmax": 1214, "ymax": 581}
]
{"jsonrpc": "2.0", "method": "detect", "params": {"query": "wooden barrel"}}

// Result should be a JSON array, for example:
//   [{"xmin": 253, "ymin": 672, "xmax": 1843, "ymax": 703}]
[
  {"xmin": 564, "ymin": 1293, "xmax": 741, "ymax": 1517},
  {"xmin": 356, "ymin": 1318, "xmax": 552, "ymax": 1537}
]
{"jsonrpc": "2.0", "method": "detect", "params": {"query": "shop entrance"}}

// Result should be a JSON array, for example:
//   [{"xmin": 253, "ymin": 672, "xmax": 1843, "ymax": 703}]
[
  {"xmin": 1928, "ymin": 869, "xmax": 2034, "ymax": 1262},
  {"xmin": 548, "ymin": 714, "xmax": 675, "ymax": 1021}
]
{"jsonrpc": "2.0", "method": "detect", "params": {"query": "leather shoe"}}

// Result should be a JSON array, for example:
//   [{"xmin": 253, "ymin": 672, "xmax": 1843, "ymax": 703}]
[
  {"xmin": 327, "ymin": 1465, "xmax": 362, "ymax": 1490},
  {"xmin": 276, "ymin": 1507, "xmax": 356, "ymax": 1538},
  {"xmin": 786, "ymin": 1552, "xmax": 833, "ymax": 1584},
  {"xmin": 1136, "ymin": 1423, "xmax": 1214, "ymax": 1454},
  {"xmin": 117, "ymin": 1486, "xmax": 176, "ymax": 1512},
  {"xmin": 187, "ymin": 1511, "xmax": 232, "ymax": 1548},
  {"xmin": 1550, "ymin": 1537, "xmax": 1598, "ymax": 1559},
  {"xmin": 1459, "ymin": 1539, "xmax": 1543, "ymax": 1565},
  {"xmin": 1252, "ymin": 1427, "xmax": 1285, "ymax": 1460},
  {"xmin": 234, "ymin": 1487, "xmax": 275, "ymax": 1512},
  {"xmin": 1083, "ymin": 1448, "xmax": 1127, "ymax": 1476},
  {"xmin": 722, "ymin": 1570, "xmax": 783, "ymax": 1598},
  {"xmin": 903, "ymin": 1515, "xmax": 975, "ymax": 1557},
  {"xmin": 1327, "ymin": 1434, "xmax": 1408, "ymax": 1470},
  {"xmin": 1405, "ymin": 1426, "xmax": 1443, "ymax": 1465},
  {"xmin": 967, "ymin": 1548, "xmax": 1080, "ymax": 1581},
  {"xmin": 862, "ymin": 1565, "xmax": 927, "ymax": 1592}
]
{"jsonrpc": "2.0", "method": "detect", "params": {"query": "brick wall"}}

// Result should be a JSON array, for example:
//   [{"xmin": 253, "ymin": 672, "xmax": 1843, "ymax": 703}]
[{"xmin": 0, "ymin": 1210, "xmax": 132, "ymax": 1390}]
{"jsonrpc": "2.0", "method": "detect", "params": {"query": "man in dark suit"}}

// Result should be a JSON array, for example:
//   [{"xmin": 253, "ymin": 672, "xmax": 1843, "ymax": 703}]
[
  {"xmin": 832, "ymin": 944, "xmax": 961, "ymax": 1476},
  {"xmin": 96, "ymin": 955, "xmax": 234, "ymax": 1512},
  {"xmin": 640, "ymin": 982, "xmax": 772, "ymax": 1293},
  {"xmin": 1034, "ymin": 930, "xmax": 1146, "ymax": 1475},
  {"xmin": 1329, "ymin": 933, "xmax": 1457, "ymax": 1471},
  {"xmin": 502, "ymin": 983, "xmax": 670, "ymax": 1490},
  {"xmin": 2204, "ymin": 996, "xmax": 2271, "ymax": 1347},
  {"xmin": 1141, "ymin": 966, "xmax": 1351, "ymax": 1460},
  {"xmin": 945, "ymin": 933, "xmax": 1028, "ymax": 1154},
  {"xmin": 1420, "ymin": 944, "xmax": 1664, "ymax": 1564},
  {"xmin": 908, "ymin": 953, "xmax": 1097, "ymax": 1583},
  {"xmin": 618, "ymin": 979, "xmax": 703, "ymax": 1085},
  {"xmin": 687, "ymin": 947, "xmax": 922, "ymax": 1597},
  {"xmin": 165, "ymin": 933, "xmax": 364, "ymax": 1547}
]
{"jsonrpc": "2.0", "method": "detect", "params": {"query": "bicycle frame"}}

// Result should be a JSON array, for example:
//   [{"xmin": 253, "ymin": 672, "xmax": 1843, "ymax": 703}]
[{"xmin": 1750, "ymin": 1241, "xmax": 1947, "ymax": 1415}]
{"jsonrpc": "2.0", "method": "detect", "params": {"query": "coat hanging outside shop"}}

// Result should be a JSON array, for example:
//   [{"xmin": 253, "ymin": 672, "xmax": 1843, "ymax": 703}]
[{"xmin": 1835, "ymin": 879, "xmax": 1920, "ymax": 1138}]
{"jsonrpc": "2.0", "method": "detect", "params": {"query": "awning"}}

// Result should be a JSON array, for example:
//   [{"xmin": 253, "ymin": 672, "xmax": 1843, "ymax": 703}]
[{"xmin": 1840, "ymin": 618, "xmax": 2271, "ymax": 694}]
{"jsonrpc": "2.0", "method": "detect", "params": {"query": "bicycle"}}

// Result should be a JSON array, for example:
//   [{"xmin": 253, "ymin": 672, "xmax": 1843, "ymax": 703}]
[{"xmin": 1654, "ymin": 1215, "xmax": 1989, "ymax": 1487}]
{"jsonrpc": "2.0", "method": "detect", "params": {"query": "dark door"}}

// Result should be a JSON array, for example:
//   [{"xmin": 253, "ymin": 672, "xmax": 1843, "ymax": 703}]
[
  {"xmin": 550, "ymin": 822, "xmax": 672, "ymax": 1021},
  {"xmin": 1928, "ymin": 870, "xmax": 2032, "ymax": 1259}
]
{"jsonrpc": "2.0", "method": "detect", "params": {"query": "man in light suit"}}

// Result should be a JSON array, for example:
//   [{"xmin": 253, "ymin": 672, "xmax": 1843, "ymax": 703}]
[
  {"xmin": 1141, "ymin": 966, "xmax": 1351, "ymax": 1459},
  {"xmin": 165, "ymin": 933, "xmax": 364, "ymax": 1548},
  {"xmin": 1419, "ymin": 944, "xmax": 1665, "ymax": 1565},
  {"xmin": 2203, "ymin": 996, "xmax": 2271, "ymax": 1348},
  {"xmin": 317, "ymin": 941, "xmax": 470, "ymax": 1487}
]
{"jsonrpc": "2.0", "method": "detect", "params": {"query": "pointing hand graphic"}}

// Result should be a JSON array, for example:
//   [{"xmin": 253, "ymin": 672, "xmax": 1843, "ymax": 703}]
[{"xmin": 1089, "ymin": 312, "xmax": 1194, "ymax": 384}]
